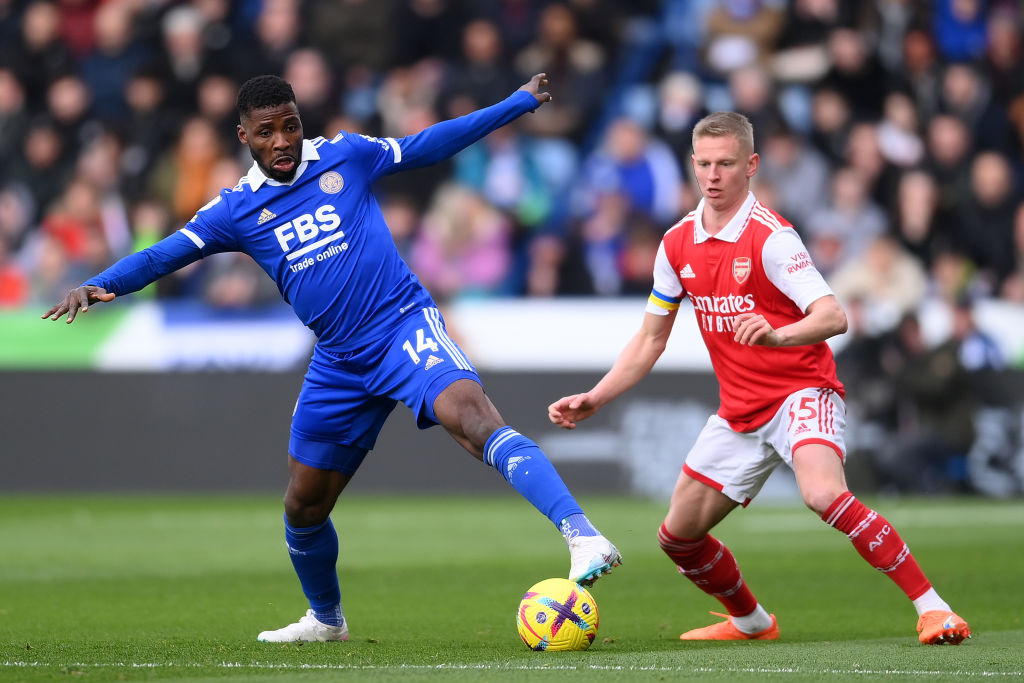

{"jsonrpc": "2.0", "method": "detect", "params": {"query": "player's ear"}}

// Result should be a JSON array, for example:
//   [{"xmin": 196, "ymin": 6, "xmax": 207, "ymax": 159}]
[{"xmin": 237, "ymin": 123, "xmax": 248, "ymax": 146}]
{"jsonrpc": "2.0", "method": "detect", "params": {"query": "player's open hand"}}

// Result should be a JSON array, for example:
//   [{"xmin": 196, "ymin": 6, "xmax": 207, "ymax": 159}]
[
  {"xmin": 548, "ymin": 393, "xmax": 598, "ymax": 429},
  {"xmin": 732, "ymin": 312, "xmax": 780, "ymax": 346},
  {"xmin": 42, "ymin": 285, "xmax": 116, "ymax": 324},
  {"xmin": 519, "ymin": 73, "xmax": 552, "ymax": 109}
]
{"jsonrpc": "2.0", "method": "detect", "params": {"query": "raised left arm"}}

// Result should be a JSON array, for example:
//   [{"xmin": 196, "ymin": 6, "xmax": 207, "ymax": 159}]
[{"xmin": 387, "ymin": 74, "xmax": 551, "ymax": 171}]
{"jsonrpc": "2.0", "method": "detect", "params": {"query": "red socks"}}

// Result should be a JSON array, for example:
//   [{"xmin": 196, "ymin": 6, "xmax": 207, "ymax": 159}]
[
  {"xmin": 657, "ymin": 524, "xmax": 758, "ymax": 616},
  {"xmin": 822, "ymin": 492, "xmax": 931, "ymax": 600}
]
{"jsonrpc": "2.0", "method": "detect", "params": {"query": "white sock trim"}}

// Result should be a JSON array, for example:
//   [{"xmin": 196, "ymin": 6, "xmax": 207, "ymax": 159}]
[
  {"xmin": 912, "ymin": 587, "xmax": 952, "ymax": 617},
  {"xmin": 731, "ymin": 603, "xmax": 773, "ymax": 634}
]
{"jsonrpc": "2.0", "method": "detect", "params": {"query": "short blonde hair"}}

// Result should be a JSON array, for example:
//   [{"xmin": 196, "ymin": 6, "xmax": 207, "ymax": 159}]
[{"xmin": 692, "ymin": 111, "xmax": 755, "ymax": 155}]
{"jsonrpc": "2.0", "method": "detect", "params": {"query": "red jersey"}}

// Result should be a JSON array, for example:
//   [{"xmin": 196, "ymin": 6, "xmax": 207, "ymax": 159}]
[{"xmin": 647, "ymin": 192, "xmax": 844, "ymax": 432}]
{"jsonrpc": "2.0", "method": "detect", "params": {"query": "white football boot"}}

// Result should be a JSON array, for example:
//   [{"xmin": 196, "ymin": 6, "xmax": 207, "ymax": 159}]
[
  {"xmin": 567, "ymin": 535, "xmax": 622, "ymax": 586},
  {"xmin": 257, "ymin": 609, "xmax": 349, "ymax": 642}
]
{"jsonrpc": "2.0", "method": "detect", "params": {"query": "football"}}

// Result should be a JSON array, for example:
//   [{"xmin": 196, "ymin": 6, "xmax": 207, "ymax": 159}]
[{"xmin": 516, "ymin": 578, "xmax": 599, "ymax": 651}]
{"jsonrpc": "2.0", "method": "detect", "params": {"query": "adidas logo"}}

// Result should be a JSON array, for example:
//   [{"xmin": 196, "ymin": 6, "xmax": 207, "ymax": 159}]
[
  {"xmin": 793, "ymin": 423, "xmax": 810, "ymax": 435},
  {"xmin": 257, "ymin": 208, "xmax": 277, "ymax": 225},
  {"xmin": 679, "ymin": 264, "xmax": 696, "ymax": 279},
  {"xmin": 424, "ymin": 355, "xmax": 444, "ymax": 370},
  {"xmin": 507, "ymin": 454, "xmax": 530, "ymax": 476}
]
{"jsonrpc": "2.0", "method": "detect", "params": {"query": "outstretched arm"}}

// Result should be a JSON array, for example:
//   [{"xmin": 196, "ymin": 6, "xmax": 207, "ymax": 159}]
[
  {"xmin": 41, "ymin": 230, "xmax": 204, "ymax": 324},
  {"xmin": 388, "ymin": 73, "xmax": 551, "ymax": 171},
  {"xmin": 549, "ymin": 310, "xmax": 677, "ymax": 429}
]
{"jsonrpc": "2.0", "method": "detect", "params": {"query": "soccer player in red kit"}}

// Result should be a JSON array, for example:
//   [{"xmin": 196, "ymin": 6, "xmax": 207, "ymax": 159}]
[{"xmin": 548, "ymin": 111, "xmax": 970, "ymax": 645}]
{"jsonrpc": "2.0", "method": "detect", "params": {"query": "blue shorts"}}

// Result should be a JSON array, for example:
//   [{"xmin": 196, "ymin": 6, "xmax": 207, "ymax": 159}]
[{"xmin": 289, "ymin": 307, "xmax": 480, "ymax": 474}]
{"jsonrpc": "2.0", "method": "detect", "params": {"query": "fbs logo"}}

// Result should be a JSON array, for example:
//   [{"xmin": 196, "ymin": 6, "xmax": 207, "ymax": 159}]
[{"xmin": 257, "ymin": 208, "xmax": 277, "ymax": 225}]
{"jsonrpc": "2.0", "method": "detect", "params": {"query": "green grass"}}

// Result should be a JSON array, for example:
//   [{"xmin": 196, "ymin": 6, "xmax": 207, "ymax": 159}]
[{"xmin": 1, "ymin": 494, "xmax": 1021, "ymax": 681}]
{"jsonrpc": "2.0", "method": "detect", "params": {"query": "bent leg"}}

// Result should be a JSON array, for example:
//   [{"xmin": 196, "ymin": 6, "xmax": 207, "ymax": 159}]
[
  {"xmin": 795, "ymin": 443, "xmax": 969, "ymax": 641},
  {"xmin": 434, "ymin": 378, "xmax": 581, "ymax": 524},
  {"xmin": 434, "ymin": 378, "xmax": 621, "ymax": 584},
  {"xmin": 659, "ymin": 471, "xmax": 768, "ymax": 626}
]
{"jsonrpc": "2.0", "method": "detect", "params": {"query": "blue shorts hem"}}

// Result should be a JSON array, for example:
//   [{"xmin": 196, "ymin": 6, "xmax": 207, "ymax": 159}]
[
  {"xmin": 289, "ymin": 434, "xmax": 369, "ymax": 474},
  {"xmin": 418, "ymin": 369, "xmax": 481, "ymax": 429}
]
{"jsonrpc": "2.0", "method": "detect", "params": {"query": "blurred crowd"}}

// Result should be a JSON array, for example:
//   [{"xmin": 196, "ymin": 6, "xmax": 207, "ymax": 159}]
[
  {"xmin": 0, "ymin": 0, "xmax": 1022, "ymax": 493},
  {"xmin": 0, "ymin": 0, "xmax": 1022, "ymax": 312}
]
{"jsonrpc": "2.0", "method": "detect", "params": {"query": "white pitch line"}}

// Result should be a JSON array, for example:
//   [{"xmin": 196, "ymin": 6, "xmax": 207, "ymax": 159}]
[{"xmin": 3, "ymin": 661, "xmax": 1022, "ymax": 677}]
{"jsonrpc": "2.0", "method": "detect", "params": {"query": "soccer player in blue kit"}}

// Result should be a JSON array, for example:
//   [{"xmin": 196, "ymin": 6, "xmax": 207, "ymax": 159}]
[{"xmin": 43, "ymin": 72, "xmax": 621, "ymax": 642}]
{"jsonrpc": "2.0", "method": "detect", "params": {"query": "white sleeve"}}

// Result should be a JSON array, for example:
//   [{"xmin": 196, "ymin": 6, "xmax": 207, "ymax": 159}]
[
  {"xmin": 761, "ymin": 228, "xmax": 834, "ymax": 312},
  {"xmin": 645, "ymin": 241, "xmax": 685, "ymax": 316}
]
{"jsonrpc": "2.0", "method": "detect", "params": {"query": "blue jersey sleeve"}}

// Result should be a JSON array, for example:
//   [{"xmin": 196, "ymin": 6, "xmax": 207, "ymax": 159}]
[
  {"xmin": 84, "ymin": 231, "xmax": 204, "ymax": 295},
  {"xmin": 84, "ymin": 190, "xmax": 239, "ymax": 295},
  {"xmin": 344, "ymin": 90, "xmax": 539, "ymax": 181}
]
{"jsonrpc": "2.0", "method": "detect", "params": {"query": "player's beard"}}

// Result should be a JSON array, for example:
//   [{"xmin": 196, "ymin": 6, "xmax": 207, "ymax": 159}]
[{"xmin": 253, "ymin": 148, "xmax": 298, "ymax": 183}]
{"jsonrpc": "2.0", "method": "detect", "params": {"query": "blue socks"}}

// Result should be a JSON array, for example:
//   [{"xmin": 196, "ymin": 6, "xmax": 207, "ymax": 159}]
[
  {"xmin": 284, "ymin": 517, "xmax": 344, "ymax": 626},
  {"xmin": 559, "ymin": 512, "xmax": 599, "ymax": 540},
  {"xmin": 483, "ymin": 426, "xmax": 586, "ymax": 528}
]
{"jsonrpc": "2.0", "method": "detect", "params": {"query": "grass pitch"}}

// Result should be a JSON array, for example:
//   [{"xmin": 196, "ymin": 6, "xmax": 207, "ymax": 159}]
[{"xmin": 1, "ymin": 494, "xmax": 1021, "ymax": 682}]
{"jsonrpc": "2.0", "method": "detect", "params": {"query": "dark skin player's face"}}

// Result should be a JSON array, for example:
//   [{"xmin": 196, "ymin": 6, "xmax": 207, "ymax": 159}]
[{"xmin": 237, "ymin": 101, "xmax": 304, "ymax": 183}]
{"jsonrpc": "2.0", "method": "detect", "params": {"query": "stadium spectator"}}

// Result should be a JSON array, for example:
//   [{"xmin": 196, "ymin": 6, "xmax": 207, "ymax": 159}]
[
  {"xmin": 549, "ymin": 111, "xmax": 970, "ymax": 645},
  {"xmin": 0, "ymin": 67, "xmax": 30, "ymax": 182},
  {"xmin": 78, "ymin": 1, "xmax": 149, "ymax": 124},
  {"xmin": 8, "ymin": 116, "xmax": 71, "ymax": 216},
  {"xmin": 305, "ymin": 0, "xmax": 395, "ymax": 74},
  {"xmin": 149, "ymin": 115, "xmax": 226, "ymax": 226},
  {"xmin": 238, "ymin": 0, "xmax": 303, "ymax": 83},
  {"xmin": 651, "ymin": 70, "xmax": 706, "ymax": 168},
  {"xmin": 119, "ymin": 67, "xmax": 180, "ymax": 201},
  {"xmin": 43, "ymin": 73, "xmax": 622, "ymax": 643},
  {"xmin": 282, "ymin": 48, "xmax": 339, "ymax": 141},
  {"xmin": 513, "ymin": 3, "xmax": 608, "ymax": 144},
  {"xmin": 576, "ymin": 115, "xmax": 684, "ymax": 225},
  {"xmin": 876, "ymin": 90, "xmax": 925, "ymax": 168},
  {"xmin": 829, "ymin": 234, "xmax": 929, "ymax": 335},
  {"xmin": 981, "ymin": 5, "xmax": 1024, "ymax": 106},
  {"xmin": 924, "ymin": 113, "xmax": 974, "ymax": 217},
  {"xmin": 806, "ymin": 84, "xmax": 852, "ymax": 164},
  {"xmin": 0, "ymin": 0, "xmax": 75, "ymax": 111},
  {"xmin": 817, "ymin": 26, "xmax": 888, "ymax": 121},
  {"xmin": 931, "ymin": 0, "xmax": 988, "ymax": 63},
  {"xmin": 756, "ymin": 121, "xmax": 829, "ymax": 228},
  {"xmin": 891, "ymin": 25, "xmax": 944, "ymax": 121},
  {"xmin": 891, "ymin": 168, "xmax": 951, "ymax": 271},
  {"xmin": 154, "ymin": 4, "xmax": 210, "ymax": 116},
  {"xmin": 804, "ymin": 165, "xmax": 888, "ymax": 271},
  {"xmin": 939, "ymin": 61, "xmax": 1013, "ymax": 154},
  {"xmin": 409, "ymin": 182, "xmax": 515, "ymax": 299},
  {"xmin": 954, "ymin": 150, "xmax": 1020, "ymax": 295},
  {"xmin": 442, "ymin": 18, "xmax": 519, "ymax": 118},
  {"xmin": 699, "ymin": 0, "xmax": 785, "ymax": 81},
  {"xmin": 873, "ymin": 311, "xmax": 977, "ymax": 494}
]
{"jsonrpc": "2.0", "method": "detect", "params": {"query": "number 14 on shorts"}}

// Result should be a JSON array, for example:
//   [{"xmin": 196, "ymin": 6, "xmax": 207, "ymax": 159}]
[{"xmin": 402, "ymin": 328, "xmax": 439, "ymax": 364}]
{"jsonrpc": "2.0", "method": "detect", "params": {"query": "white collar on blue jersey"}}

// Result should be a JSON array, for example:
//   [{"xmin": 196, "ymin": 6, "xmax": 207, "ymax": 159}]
[
  {"xmin": 245, "ymin": 139, "xmax": 321, "ymax": 191},
  {"xmin": 693, "ymin": 191, "xmax": 757, "ymax": 243}
]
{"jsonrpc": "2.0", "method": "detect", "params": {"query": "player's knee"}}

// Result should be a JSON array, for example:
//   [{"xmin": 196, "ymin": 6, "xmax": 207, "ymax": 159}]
[
  {"xmin": 800, "ymin": 487, "xmax": 844, "ymax": 516},
  {"xmin": 283, "ymin": 492, "xmax": 333, "ymax": 528}
]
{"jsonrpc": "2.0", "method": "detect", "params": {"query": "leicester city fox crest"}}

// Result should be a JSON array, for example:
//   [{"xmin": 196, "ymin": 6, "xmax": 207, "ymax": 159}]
[{"xmin": 319, "ymin": 172, "xmax": 344, "ymax": 194}]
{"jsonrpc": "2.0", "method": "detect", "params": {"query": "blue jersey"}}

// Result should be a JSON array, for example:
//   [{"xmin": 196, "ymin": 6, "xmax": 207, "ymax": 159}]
[{"xmin": 86, "ymin": 90, "xmax": 538, "ymax": 352}]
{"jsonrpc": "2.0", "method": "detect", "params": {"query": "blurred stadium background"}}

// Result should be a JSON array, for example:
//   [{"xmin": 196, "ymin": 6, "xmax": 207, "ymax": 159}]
[{"xmin": 1, "ymin": 0, "xmax": 1023, "ymax": 498}]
